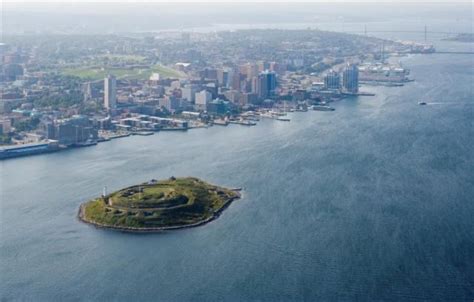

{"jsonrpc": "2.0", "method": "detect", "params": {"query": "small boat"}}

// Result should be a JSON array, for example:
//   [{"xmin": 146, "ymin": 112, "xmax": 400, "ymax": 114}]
[
  {"xmin": 418, "ymin": 101, "xmax": 427, "ymax": 105},
  {"xmin": 276, "ymin": 117, "xmax": 291, "ymax": 122}
]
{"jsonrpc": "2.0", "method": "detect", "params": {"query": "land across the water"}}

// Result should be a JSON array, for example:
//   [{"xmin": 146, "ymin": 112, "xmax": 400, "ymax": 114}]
[
  {"xmin": 78, "ymin": 177, "xmax": 241, "ymax": 232},
  {"xmin": 443, "ymin": 33, "xmax": 474, "ymax": 43}
]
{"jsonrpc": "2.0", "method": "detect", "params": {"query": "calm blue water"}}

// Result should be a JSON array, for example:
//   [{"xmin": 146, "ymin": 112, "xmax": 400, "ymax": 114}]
[{"xmin": 1, "ymin": 44, "xmax": 474, "ymax": 301}]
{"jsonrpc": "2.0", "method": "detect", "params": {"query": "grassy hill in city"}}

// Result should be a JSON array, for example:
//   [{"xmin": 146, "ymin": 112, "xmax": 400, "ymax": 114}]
[{"xmin": 62, "ymin": 64, "xmax": 185, "ymax": 81}]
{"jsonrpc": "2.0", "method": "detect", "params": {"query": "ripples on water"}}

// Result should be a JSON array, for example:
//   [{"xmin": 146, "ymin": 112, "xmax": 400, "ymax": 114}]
[{"xmin": 1, "ymin": 47, "xmax": 474, "ymax": 301}]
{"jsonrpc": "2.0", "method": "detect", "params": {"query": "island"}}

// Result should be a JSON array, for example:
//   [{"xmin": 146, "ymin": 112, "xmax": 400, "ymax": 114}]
[{"xmin": 78, "ymin": 177, "xmax": 241, "ymax": 232}]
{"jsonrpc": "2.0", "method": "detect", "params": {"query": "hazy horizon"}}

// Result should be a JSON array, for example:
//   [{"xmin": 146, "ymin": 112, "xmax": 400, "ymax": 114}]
[{"xmin": 2, "ymin": 2, "xmax": 472, "ymax": 35}]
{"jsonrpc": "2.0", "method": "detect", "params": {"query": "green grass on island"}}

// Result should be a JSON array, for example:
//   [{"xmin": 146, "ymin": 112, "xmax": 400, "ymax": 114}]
[
  {"xmin": 80, "ymin": 177, "xmax": 240, "ymax": 230},
  {"xmin": 62, "ymin": 64, "xmax": 186, "ymax": 81}
]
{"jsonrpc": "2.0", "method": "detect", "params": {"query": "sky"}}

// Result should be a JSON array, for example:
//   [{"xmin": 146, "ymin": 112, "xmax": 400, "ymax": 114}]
[
  {"xmin": 2, "ymin": 1, "xmax": 471, "ymax": 35},
  {"xmin": 3, "ymin": 0, "xmax": 472, "ymax": 3}
]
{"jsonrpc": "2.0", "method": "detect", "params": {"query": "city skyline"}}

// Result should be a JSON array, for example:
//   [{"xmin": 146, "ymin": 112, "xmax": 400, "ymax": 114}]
[{"xmin": 1, "ymin": 2, "xmax": 473, "ymax": 301}]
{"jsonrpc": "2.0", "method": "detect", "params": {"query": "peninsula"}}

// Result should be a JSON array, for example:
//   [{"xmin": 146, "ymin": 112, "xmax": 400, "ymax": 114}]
[{"xmin": 78, "ymin": 177, "xmax": 241, "ymax": 232}]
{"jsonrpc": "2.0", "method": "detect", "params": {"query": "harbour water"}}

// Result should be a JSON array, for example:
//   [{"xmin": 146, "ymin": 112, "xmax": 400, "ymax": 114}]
[{"xmin": 1, "ymin": 44, "xmax": 474, "ymax": 301}]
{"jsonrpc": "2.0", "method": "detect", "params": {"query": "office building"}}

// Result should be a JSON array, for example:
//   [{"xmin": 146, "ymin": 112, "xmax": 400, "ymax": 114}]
[
  {"xmin": 343, "ymin": 64, "xmax": 359, "ymax": 93},
  {"xmin": 253, "ymin": 71, "xmax": 277, "ymax": 99},
  {"xmin": 160, "ymin": 96, "xmax": 180, "ymax": 112},
  {"xmin": 324, "ymin": 71, "xmax": 341, "ymax": 90},
  {"xmin": 244, "ymin": 63, "xmax": 259, "ymax": 80},
  {"xmin": 181, "ymin": 85, "xmax": 200, "ymax": 103},
  {"xmin": 195, "ymin": 90, "xmax": 212, "ymax": 111},
  {"xmin": 207, "ymin": 99, "xmax": 226, "ymax": 115},
  {"xmin": 217, "ymin": 69, "xmax": 229, "ymax": 87},
  {"xmin": 104, "ymin": 75, "xmax": 117, "ymax": 110},
  {"xmin": 54, "ymin": 116, "xmax": 97, "ymax": 146}
]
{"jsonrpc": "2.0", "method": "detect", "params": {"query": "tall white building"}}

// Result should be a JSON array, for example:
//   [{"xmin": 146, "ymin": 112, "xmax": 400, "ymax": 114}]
[
  {"xmin": 104, "ymin": 75, "xmax": 117, "ymax": 110},
  {"xmin": 181, "ymin": 84, "xmax": 200, "ymax": 103},
  {"xmin": 195, "ymin": 90, "xmax": 212, "ymax": 111}
]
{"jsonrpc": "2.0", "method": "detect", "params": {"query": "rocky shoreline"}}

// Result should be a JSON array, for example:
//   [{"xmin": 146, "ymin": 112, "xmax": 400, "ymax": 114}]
[{"xmin": 77, "ymin": 190, "xmax": 241, "ymax": 233}]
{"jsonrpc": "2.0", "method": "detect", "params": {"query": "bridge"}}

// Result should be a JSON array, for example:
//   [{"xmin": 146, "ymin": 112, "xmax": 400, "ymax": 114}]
[
  {"xmin": 430, "ymin": 51, "xmax": 474, "ymax": 55},
  {"xmin": 342, "ymin": 25, "xmax": 467, "ymax": 42}
]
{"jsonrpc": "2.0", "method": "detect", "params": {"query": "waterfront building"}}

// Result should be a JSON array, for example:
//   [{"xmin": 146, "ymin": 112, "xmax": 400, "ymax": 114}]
[
  {"xmin": 40, "ymin": 121, "xmax": 56, "ymax": 140},
  {"xmin": 343, "ymin": 64, "xmax": 359, "ymax": 93},
  {"xmin": 104, "ymin": 75, "xmax": 117, "ymax": 110},
  {"xmin": 324, "ymin": 71, "xmax": 341, "ymax": 90},
  {"xmin": 54, "ymin": 116, "xmax": 97, "ymax": 146},
  {"xmin": 207, "ymin": 99, "xmax": 227, "ymax": 115}
]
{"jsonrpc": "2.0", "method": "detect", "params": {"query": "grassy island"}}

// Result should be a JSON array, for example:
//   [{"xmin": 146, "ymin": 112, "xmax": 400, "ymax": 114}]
[{"xmin": 78, "ymin": 177, "xmax": 241, "ymax": 232}]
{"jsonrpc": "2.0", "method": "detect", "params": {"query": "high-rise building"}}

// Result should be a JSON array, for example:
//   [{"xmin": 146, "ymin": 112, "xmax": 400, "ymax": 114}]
[
  {"xmin": 181, "ymin": 84, "xmax": 200, "ymax": 103},
  {"xmin": 199, "ymin": 68, "xmax": 218, "ymax": 80},
  {"xmin": 244, "ymin": 63, "xmax": 259, "ymax": 81},
  {"xmin": 217, "ymin": 69, "xmax": 230, "ymax": 87},
  {"xmin": 160, "ymin": 96, "xmax": 180, "ymax": 112},
  {"xmin": 254, "ymin": 71, "xmax": 277, "ymax": 99},
  {"xmin": 231, "ymin": 72, "xmax": 243, "ymax": 91},
  {"xmin": 241, "ymin": 93, "xmax": 257, "ymax": 105},
  {"xmin": 324, "ymin": 71, "xmax": 341, "ymax": 90},
  {"xmin": 195, "ymin": 90, "xmax": 212, "ymax": 111},
  {"xmin": 83, "ymin": 82, "xmax": 92, "ymax": 102},
  {"xmin": 342, "ymin": 64, "xmax": 359, "ymax": 93},
  {"xmin": 54, "ymin": 116, "xmax": 98, "ymax": 146},
  {"xmin": 104, "ymin": 75, "xmax": 117, "ymax": 110},
  {"xmin": 257, "ymin": 61, "xmax": 270, "ymax": 72},
  {"xmin": 224, "ymin": 90, "xmax": 241, "ymax": 104}
]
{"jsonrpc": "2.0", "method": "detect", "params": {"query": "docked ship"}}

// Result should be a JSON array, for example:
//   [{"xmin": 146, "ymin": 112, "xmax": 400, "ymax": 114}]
[
  {"xmin": 259, "ymin": 110, "xmax": 288, "ymax": 118},
  {"xmin": 311, "ymin": 105, "xmax": 335, "ymax": 111},
  {"xmin": 229, "ymin": 119, "xmax": 257, "ymax": 126},
  {"xmin": 0, "ymin": 141, "xmax": 60, "ymax": 160},
  {"xmin": 358, "ymin": 63, "xmax": 412, "ymax": 85}
]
